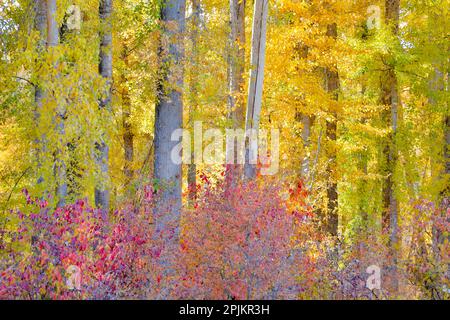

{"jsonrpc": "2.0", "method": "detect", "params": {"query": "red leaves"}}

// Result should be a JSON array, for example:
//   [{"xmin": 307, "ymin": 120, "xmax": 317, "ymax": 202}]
[
  {"xmin": 4, "ymin": 179, "xmax": 308, "ymax": 299},
  {"xmin": 150, "ymin": 247, "xmax": 162, "ymax": 259},
  {"xmin": 180, "ymin": 177, "xmax": 300, "ymax": 299},
  {"xmin": 199, "ymin": 173, "xmax": 210, "ymax": 184}
]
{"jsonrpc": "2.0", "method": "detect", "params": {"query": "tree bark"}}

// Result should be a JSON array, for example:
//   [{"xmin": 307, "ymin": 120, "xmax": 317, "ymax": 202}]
[
  {"xmin": 46, "ymin": 0, "xmax": 67, "ymax": 207},
  {"xmin": 121, "ymin": 57, "xmax": 134, "ymax": 186},
  {"xmin": 226, "ymin": 0, "xmax": 246, "ymax": 186},
  {"xmin": 301, "ymin": 113, "xmax": 313, "ymax": 178},
  {"xmin": 324, "ymin": 23, "xmax": 339, "ymax": 237},
  {"xmin": 444, "ymin": 114, "xmax": 449, "ymax": 198},
  {"xmin": 187, "ymin": 0, "xmax": 202, "ymax": 203},
  {"xmin": 293, "ymin": 40, "xmax": 313, "ymax": 181},
  {"xmin": 153, "ymin": 0, "xmax": 185, "ymax": 245},
  {"xmin": 95, "ymin": 0, "xmax": 113, "ymax": 213},
  {"xmin": 359, "ymin": 86, "xmax": 369, "ymax": 236},
  {"xmin": 381, "ymin": 0, "xmax": 400, "ymax": 292},
  {"xmin": 430, "ymin": 68, "xmax": 449, "ymax": 294},
  {"xmin": 244, "ymin": 0, "xmax": 268, "ymax": 179},
  {"xmin": 34, "ymin": 0, "xmax": 47, "ymax": 185}
]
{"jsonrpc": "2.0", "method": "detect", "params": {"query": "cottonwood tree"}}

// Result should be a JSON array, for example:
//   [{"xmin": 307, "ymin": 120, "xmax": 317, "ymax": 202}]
[
  {"xmin": 33, "ymin": 0, "xmax": 47, "ymax": 186},
  {"xmin": 45, "ymin": 0, "xmax": 68, "ymax": 207},
  {"xmin": 187, "ymin": 0, "xmax": 203, "ymax": 202},
  {"xmin": 324, "ymin": 22, "xmax": 339, "ymax": 237},
  {"xmin": 120, "ymin": 46, "xmax": 134, "ymax": 187},
  {"xmin": 226, "ymin": 0, "xmax": 245, "ymax": 185},
  {"xmin": 381, "ymin": 0, "xmax": 400, "ymax": 292},
  {"xmin": 153, "ymin": 0, "xmax": 186, "ymax": 292},
  {"xmin": 244, "ymin": 0, "xmax": 268, "ymax": 179},
  {"xmin": 96, "ymin": 0, "xmax": 113, "ymax": 214}
]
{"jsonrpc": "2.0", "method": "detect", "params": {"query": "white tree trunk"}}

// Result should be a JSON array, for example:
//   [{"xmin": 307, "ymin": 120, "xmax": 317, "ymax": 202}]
[
  {"xmin": 153, "ymin": 2, "xmax": 186, "ymax": 294},
  {"xmin": 244, "ymin": 0, "xmax": 268, "ymax": 179}
]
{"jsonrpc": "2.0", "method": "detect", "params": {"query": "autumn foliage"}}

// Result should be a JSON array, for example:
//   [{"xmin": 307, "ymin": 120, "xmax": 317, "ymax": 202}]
[{"xmin": 1, "ymin": 178, "xmax": 448, "ymax": 300}]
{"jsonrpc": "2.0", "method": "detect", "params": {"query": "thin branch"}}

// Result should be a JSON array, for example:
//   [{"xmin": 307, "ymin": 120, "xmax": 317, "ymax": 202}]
[
  {"xmin": 13, "ymin": 76, "xmax": 35, "ymax": 87},
  {"xmin": 308, "ymin": 127, "xmax": 323, "ymax": 192}
]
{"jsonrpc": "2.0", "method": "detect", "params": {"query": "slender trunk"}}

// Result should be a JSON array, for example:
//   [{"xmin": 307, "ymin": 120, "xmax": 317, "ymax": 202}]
[
  {"xmin": 187, "ymin": 0, "xmax": 202, "ymax": 203},
  {"xmin": 430, "ymin": 68, "xmax": 444, "ymax": 257},
  {"xmin": 358, "ymin": 84, "xmax": 369, "ymax": 235},
  {"xmin": 122, "ymin": 101, "xmax": 134, "ymax": 183},
  {"xmin": 244, "ymin": 0, "xmax": 268, "ymax": 179},
  {"xmin": 95, "ymin": 0, "xmax": 113, "ymax": 213},
  {"xmin": 121, "ymin": 53, "xmax": 134, "ymax": 186},
  {"xmin": 431, "ymin": 68, "xmax": 449, "ymax": 294},
  {"xmin": 443, "ymin": 115, "xmax": 450, "ymax": 263},
  {"xmin": 445, "ymin": 114, "xmax": 450, "ymax": 193},
  {"xmin": 293, "ymin": 41, "xmax": 312, "ymax": 180},
  {"xmin": 443, "ymin": 114, "xmax": 449, "ymax": 200},
  {"xmin": 381, "ymin": 0, "xmax": 400, "ymax": 292},
  {"xmin": 46, "ymin": 0, "xmax": 67, "ymax": 207},
  {"xmin": 119, "ymin": 46, "xmax": 134, "ymax": 188},
  {"xmin": 34, "ymin": 0, "xmax": 47, "ymax": 185},
  {"xmin": 359, "ymin": 143, "xmax": 369, "ymax": 235},
  {"xmin": 301, "ymin": 114, "xmax": 313, "ymax": 178},
  {"xmin": 31, "ymin": 0, "xmax": 48, "ymax": 257},
  {"xmin": 324, "ymin": 23, "xmax": 339, "ymax": 237},
  {"xmin": 46, "ymin": 0, "xmax": 59, "ymax": 48},
  {"xmin": 153, "ymin": 0, "xmax": 185, "ymax": 291},
  {"xmin": 60, "ymin": 9, "xmax": 83, "ymax": 199},
  {"xmin": 226, "ymin": 0, "xmax": 246, "ymax": 186}
]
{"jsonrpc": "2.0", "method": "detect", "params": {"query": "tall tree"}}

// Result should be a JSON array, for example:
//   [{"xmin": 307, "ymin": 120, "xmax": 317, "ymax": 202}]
[
  {"xmin": 153, "ymin": 0, "xmax": 186, "ymax": 249},
  {"xmin": 226, "ymin": 0, "xmax": 246, "ymax": 185},
  {"xmin": 46, "ymin": 0, "xmax": 67, "ymax": 207},
  {"xmin": 34, "ymin": 0, "xmax": 47, "ymax": 186},
  {"xmin": 187, "ymin": 0, "xmax": 202, "ymax": 203},
  {"xmin": 244, "ymin": 0, "xmax": 268, "ymax": 179},
  {"xmin": 293, "ymin": 41, "xmax": 313, "ymax": 180},
  {"xmin": 96, "ymin": 0, "xmax": 113, "ymax": 213},
  {"xmin": 324, "ymin": 23, "xmax": 339, "ymax": 237},
  {"xmin": 381, "ymin": 0, "xmax": 400, "ymax": 291},
  {"xmin": 121, "ymin": 46, "xmax": 134, "ymax": 187},
  {"xmin": 443, "ymin": 112, "xmax": 449, "ymax": 201},
  {"xmin": 301, "ymin": 113, "xmax": 313, "ymax": 178}
]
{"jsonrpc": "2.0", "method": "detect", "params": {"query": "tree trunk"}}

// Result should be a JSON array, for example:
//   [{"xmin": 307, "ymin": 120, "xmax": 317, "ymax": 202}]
[
  {"xmin": 121, "ymin": 51, "xmax": 134, "ymax": 187},
  {"xmin": 443, "ymin": 114, "xmax": 449, "ymax": 200},
  {"xmin": 293, "ymin": 40, "xmax": 313, "ymax": 181},
  {"xmin": 95, "ymin": 0, "xmax": 113, "ymax": 213},
  {"xmin": 301, "ymin": 114, "xmax": 313, "ymax": 178},
  {"xmin": 381, "ymin": 0, "xmax": 400, "ymax": 292},
  {"xmin": 324, "ymin": 23, "xmax": 339, "ymax": 237},
  {"xmin": 430, "ymin": 67, "xmax": 449, "ymax": 295},
  {"xmin": 153, "ymin": 0, "xmax": 185, "ymax": 265},
  {"xmin": 226, "ymin": 0, "xmax": 246, "ymax": 186},
  {"xmin": 187, "ymin": 0, "xmax": 202, "ymax": 203},
  {"xmin": 244, "ymin": 0, "xmax": 268, "ymax": 179},
  {"xmin": 46, "ymin": 0, "xmax": 67, "ymax": 207},
  {"xmin": 34, "ymin": 0, "xmax": 47, "ymax": 185}
]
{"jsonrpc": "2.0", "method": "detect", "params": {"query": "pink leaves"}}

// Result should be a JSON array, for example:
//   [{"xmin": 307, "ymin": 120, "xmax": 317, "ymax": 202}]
[
  {"xmin": 180, "ymin": 176, "xmax": 300, "ymax": 299},
  {"xmin": 144, "ymin": 185, "xmax": 155, "ymax": 202},
  {"xmin": 3, "ymin": 179, "xmax": 307, "ymax": 299},
  {"xmin": 150, "ymin": 247, "xmax": 162, "ymax": 259}
]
